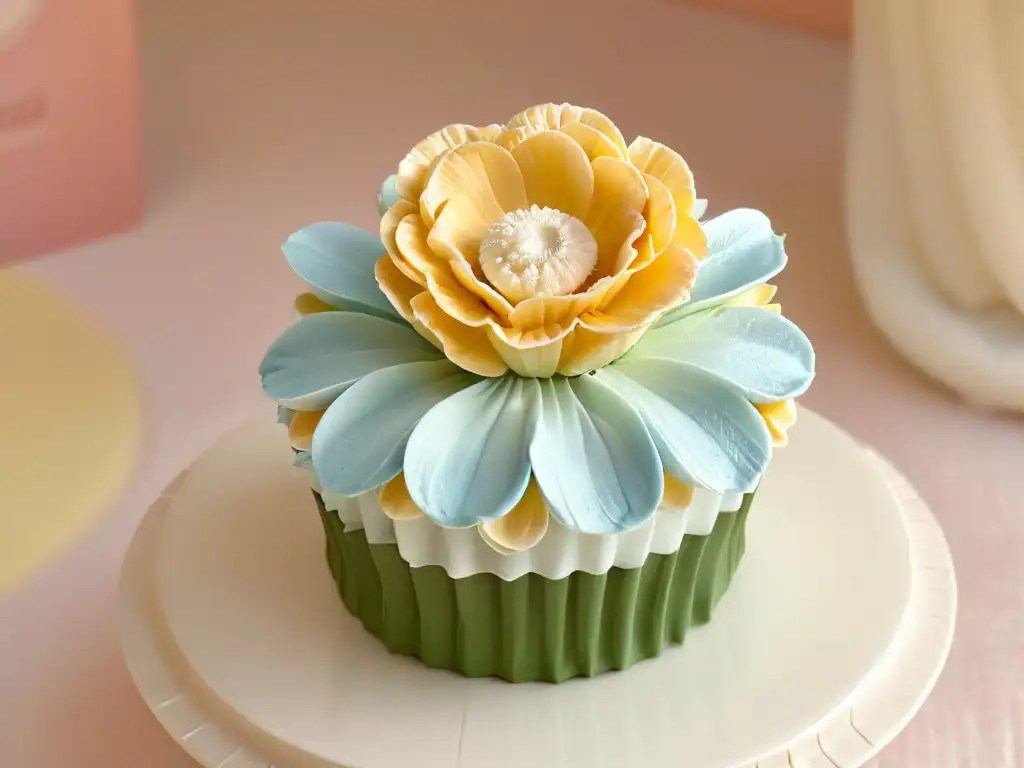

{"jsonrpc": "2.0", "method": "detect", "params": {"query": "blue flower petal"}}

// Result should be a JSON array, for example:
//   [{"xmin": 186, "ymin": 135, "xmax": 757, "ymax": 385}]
[
  {"xmin": 276, "ymin": 405, "xmax": 295, "ymax": 426},
  {"xmin": 692, "ymin": 198, "xmax": 708, "ymax": 220},
  {"xmin": 530, "ymin": 376, "xmax": 663, "ymax": 535},
  {"xmin": 631, "ymin": 306, "xmax": 814, "ymax": 401},
  {"xmin": 656, "ymin": 208, "xmax": 786, "ymax": 326},
  {"xmin": 597, "ymin": 360, "xmax": 772, "ymax": 493},
  {"xmin": 404, "ymin": 376, "xmax": 539, "ymax": 528},
  {"xmin": 312, "ymin": 360, "xmax": 478, "ymax": 495},
  {"xmin": 377, "ymin": 175, "xmax": 401, "ymax": 216},
  {"xmin": 283, "ymin": 222, "xmax": 402, "ymax": 321},
  {"xmin": 259, "ymin": 312, "xmax": 440, "ymax": 410}
]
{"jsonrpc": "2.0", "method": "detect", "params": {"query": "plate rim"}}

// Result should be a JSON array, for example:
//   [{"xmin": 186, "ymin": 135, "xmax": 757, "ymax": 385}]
[{"xmin": 119, "ymin": 410, "xmax": 956, "ymax": 768}]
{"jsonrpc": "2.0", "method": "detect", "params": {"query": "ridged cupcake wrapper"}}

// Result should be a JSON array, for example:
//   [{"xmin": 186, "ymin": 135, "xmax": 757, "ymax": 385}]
[{"xmin": 314, "ymin": 491, "xmax": 753, "ymax": 683}]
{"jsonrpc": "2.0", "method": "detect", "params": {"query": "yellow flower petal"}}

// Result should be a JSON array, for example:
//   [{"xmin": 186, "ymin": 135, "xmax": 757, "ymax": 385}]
[
  {"xmin": 628, "ymin": 137, "xmax": 696, "ymax": 226},
  {"xmin": 392, "ymin": 224, "xmax": 497, "ymax": 332},
  {"xmin": 493, "ymin": 125, "xmax": 543, "ymax": 153},
  {"xmin": 507, "ymin": 294, "xmax": 583, "ymax": 334},
  {"xmin": 478, "ymin": 478, "xmax": 549, "ymax": 552},
  {"xmin": 730, "ymin": 284, "xmax": 778, "ymax": 307},
  {"xmin": 491, "ymin": 275, "xmax": 635, "ymax": 352},
  {"xmin": 728, "ymin": 283, "xmax": 782, "ymax": 313},
  {"xmin": 507, "ymin": 103, "xmax": 629, "ymax": 158},
  {"xmin": 388, "ymin": 251, "xmax": 426, "ymax": 287},
  {"xmin": 396, "ymin": 123, "xmax": 502, "ymax": 202},
  {"xmin": 757, "ymin": 400, "xmax": 797, "ymax": 447},
  {"xmin": 504, "ymin": 270, "xmax": 622, "ymax": 326},
  {"xmin": 556, "ymin": 325, "xmax": 647, "ymax": 376},
  {"xmin": 426, "ymin": 195, "xmax": 493, "ymax": 272},
  {"xmin": 419, "ymin": 141, "xmax": 527, "ymax": 228},
  {"xmin": 410, "ymin": 293, "xmax": 507, "ymax": 377},
  {"xmin": 500, "ymin": 118, "xmax": 623, "ymax": 162},
  {"xmin": 559, "ymin": 122, "xmax": 625, "ymax": 161},
  {"xmin": 486, "ymin": 328, "xmax": 563, "ymax": 377},
  {"xmin": 373, "ymin": 257, "xmax": 442, "ymax": 351},
  {"xmin": 507, "ymin": 289, "xmax": 591, "ymax": 329},
  {"xmin": 642, "ymin": 172, "xmax": 676, "ymax": 255},
  {"xmin": 379, "ymin": 473, "xmax": 425, "ymax": 521},
  {"xmin": 380, "ymin": 200, "xmax": 424, "ymax": 284},
  {"xmin": 672, "ymin": 212, "xmax": 708, "ymax": 259},
  {"xmin": 427, "ymin": 278, "xmax": 497, "ymax": 328},
  {"xmin": 584, "ymin": 156, "xmax": 649, "ymax": 278},
  {"xmin": 510, "ymin": 130, "xmax": 594, "ymax": 220},
  {"xmin": 626, "ymin": 230, "xmax": 658, "ymax": 272},
  {"xmin": 288, "ymin": 409, "xmax": 324, "ymax": 451},
  {"xmin": 660, "ymin": 473, "xmax": 694, "ymax": 511},
  {"xmin": 294, "ymin": 293, "xmax": 334, "ymax": 316},
  {"xmin": 448, "ymin": 253, "xmax": 514, "ymax": 323},
  {"xmin": 392, "ymin": 213, "xmax": 501, "ymax": 327},
  {"xmin": 581, "ymin": 242, "xmax": 698, "ymax": 332},
  {"xmin": 396, "ymin": 214, "xmax": 449, "ymax": 278}
]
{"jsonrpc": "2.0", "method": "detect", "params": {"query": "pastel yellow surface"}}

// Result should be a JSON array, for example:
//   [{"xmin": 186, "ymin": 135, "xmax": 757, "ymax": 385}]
[{"xmin": 0, "ymin": 271, "xmax": 141, "ymax": 593}]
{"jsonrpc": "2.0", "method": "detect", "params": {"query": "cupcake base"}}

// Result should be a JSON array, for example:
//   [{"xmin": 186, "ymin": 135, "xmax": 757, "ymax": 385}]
[{"xmin": 314, "ymin": 491, "xmax": 752, "ymax": 683}]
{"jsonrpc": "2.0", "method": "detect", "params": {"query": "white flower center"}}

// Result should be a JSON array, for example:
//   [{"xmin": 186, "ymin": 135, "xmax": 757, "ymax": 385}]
[{"xmin": 479, "ymin": 205, "xmax": 598, "ymax": 303}]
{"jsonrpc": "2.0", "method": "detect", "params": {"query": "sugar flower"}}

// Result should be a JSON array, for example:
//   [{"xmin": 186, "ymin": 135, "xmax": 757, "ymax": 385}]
[{"xmin": 260, "ymin": 104, "xmax": 814, "ymax": 553}]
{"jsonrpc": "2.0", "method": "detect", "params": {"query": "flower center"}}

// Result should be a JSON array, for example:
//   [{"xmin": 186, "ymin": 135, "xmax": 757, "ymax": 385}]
[{"xmin": 479, "ymin": 205, "xmax": 598, "ymax": 303}]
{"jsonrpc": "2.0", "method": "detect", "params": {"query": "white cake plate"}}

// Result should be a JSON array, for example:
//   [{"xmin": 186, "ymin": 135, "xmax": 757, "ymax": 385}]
[{"xmin": 119, "ymin": 410, "xmax": 956, "ymax": 768}]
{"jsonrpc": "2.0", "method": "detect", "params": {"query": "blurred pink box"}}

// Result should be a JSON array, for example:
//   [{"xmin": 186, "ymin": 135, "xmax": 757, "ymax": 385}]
[{"xmin": 0, "ymin": 0, "xmax": 143, "ymax": 266}]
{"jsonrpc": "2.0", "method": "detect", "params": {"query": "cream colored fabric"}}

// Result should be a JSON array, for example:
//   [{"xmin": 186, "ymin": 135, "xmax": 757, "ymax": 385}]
[{"xmin": 847, "ymin": 0, "xmax": 1024, "ymax": 411}]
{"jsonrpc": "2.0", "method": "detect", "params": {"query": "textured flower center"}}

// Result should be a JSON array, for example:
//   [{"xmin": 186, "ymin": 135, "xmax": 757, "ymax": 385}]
[{"xmin": 479, "ymin": 205, "xmax": 598, "ymax": 303}]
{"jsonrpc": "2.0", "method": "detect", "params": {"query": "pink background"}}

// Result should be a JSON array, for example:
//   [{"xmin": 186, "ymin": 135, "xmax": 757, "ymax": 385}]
[
  {"xmin": 681, "ymin": 0, "xmax": 851, "ymax": 38},
  {"xmin": 1, "ymin": 0, "xmax": 1021, "ymax": 765},
  {"xmin": 0, "ymin": 0, "xmax": 142, "ymax": 265}
]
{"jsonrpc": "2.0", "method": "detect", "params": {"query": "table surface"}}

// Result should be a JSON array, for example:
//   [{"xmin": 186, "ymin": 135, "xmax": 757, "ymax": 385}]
[{"xmin": 1, "ymin": 1, "xmax": 1019, "ymax": 766}]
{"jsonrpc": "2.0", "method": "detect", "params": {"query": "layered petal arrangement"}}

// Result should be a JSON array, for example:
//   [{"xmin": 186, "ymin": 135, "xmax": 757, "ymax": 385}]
[
  {"xmin": 260, "ymin": 104, "xmax": 815, "ymax": 553},
  {"xmin": 376, "ymin": 104, "xmax": 708, "ymax": 379}
]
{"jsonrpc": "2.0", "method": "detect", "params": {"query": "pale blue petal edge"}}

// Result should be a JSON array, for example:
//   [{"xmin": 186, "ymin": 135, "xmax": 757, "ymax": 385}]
[
  {"xmin": 283, "ymin": 222, "xmax": 403, "ymax": 322},
  {"xmin": 692, "ymin": 198, "xmax": 708, "ymax": 220},
  {"xmin": 656, "ymin": 208, "xmax": 786, "ymax": 327},
  {"xmin": 377, "ymin": 175, "xmax": 401, "ymax": 217},
  {"xmin": 530, "ymin": 376, "xmax": 663, "ymax": 535},
  {"xmin": 276, "ymin": 406, "xmax": 295, "ymax": 426},
  {"xmin": 259, "ymin": 311, "xmax": 440, "ymax": 410},
  {"xmin": 631, "ymin": 306, "xmax": 815, "ymax": 402},
  {"xmin": 596, "ymin": 360, "xmax": 772, "ymax": 493},
  {"xmin": 404, "ymin": 376, "xmax": 539, "ymax": 528},
  {"xmin": 312, "ymin": 360, "xmax": 479, "ymax": 496},
  {"xmin": 294, "ymin": 451, "xmax": 313, "ymax": 469}
]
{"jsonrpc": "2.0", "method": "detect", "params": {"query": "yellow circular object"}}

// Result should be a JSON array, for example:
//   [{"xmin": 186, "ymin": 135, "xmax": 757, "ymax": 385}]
[{"xmin": 0, "ymin": 271, "xmax": 141, "ymax": 593}]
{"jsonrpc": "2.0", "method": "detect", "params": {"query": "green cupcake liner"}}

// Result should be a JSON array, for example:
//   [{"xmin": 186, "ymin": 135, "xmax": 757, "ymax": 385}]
[{"xmin": 314, "ymin": 491, "xmax": 753, "ymax": 683}]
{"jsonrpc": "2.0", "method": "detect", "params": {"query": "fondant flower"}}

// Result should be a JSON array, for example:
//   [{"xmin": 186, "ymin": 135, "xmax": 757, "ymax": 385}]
[
  {"xmin": 373, "ymin": 103, "xmax": 707, "ymax": 378},
  {"xmin": 593, "ymin": 207, "xmax": 812, "ymax": 486},
  {"xmin": 259, "ymin": 194, "xmax": 814, "ymax": 552}
]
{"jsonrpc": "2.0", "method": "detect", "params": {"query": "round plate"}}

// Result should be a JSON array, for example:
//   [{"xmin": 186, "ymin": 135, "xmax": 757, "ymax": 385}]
[{"xmin": 119, "ymin": 409, "xmax": 956, "ymax": 768}]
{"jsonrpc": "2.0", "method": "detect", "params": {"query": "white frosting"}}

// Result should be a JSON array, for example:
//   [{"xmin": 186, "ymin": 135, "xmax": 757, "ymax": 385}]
[
  {"xmin": 307, "ymin": 471, "xmax": 743, "ymax": 581},
  {"xmin": 478, "ymin": 205, "xmax": 597, "ymax": 302}
]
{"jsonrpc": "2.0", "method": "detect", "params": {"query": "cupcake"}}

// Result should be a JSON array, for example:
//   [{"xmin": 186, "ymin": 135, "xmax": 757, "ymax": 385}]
[{"xmin": 259, "ymin": 103, "xmax": 814, "ymax": 683}]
